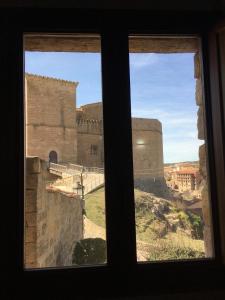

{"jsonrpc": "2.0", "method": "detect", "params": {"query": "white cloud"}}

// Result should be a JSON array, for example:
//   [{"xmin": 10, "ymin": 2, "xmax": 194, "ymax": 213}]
[
  {"xmin": 165, "ymin": 117, "xmax": 195, "ymax": 126},
  {"xmin": 132, "ymin": 108, "xmax": 196, "ymax": 128},
  {"xmin": 129, "ymin": 53, "xmax": 158, "ymax": 69},
  {"xmin": 131, "ymin": 106, "xmax": 201, "ymax": 162},
  {"xmin": 164, "ymin": 130, "xmax": 197, "ymax": 140}
]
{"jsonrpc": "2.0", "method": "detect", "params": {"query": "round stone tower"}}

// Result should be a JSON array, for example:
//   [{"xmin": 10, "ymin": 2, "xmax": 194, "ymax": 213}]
[
  {"xmin": 132, "ymin": 118, "xmax": 167, "ymax": 197},
  {"xmin": 132, "ymin": 118, "xmax": 164, "ymax": 177}
]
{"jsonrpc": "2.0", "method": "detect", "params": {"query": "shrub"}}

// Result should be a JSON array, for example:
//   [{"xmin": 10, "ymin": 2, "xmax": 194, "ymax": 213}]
[
  {"xmin": 187, "ymin": 212, "xmax": 204, "ymax": 239},
  {"xmin": 72, "ymin": 238, "xmax": 106, "ymax": 265}
]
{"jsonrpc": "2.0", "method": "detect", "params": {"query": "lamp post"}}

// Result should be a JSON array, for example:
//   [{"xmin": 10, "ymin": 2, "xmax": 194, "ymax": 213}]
[
  {"xmin": 74, "ymin": 167, "xmax": 86, "ymax": 215},
  {"xmin": 74, "ymin": 167, "xmax": 85, "ymax": 200},
  {"xmin": 80, "ymin": 167, "xmax": 85, "ymax": 201}
]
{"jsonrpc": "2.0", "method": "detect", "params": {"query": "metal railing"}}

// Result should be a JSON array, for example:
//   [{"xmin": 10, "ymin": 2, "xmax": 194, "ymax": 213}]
[
  {"xmin": 84, "ymin": 167, "xmax": 104, "ymax": 174},
  {"xmin": 49, "ymin": 162, "xmax": 67, "ymax": 172},
  {"xmin": 48, "ymin": 162, "xmax": 105, "ymax": 195},
  {"xmin": 83, "ymin": 174, "xmax": 104, "ymax": 194},
  {"xmin": 68, "ymin": 163, "xmax": 84, "ymax": 173}
]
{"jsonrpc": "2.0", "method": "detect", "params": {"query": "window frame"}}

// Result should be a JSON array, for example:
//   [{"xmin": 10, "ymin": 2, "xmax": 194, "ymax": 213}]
[{"xmin": 3, "ymin": 8, "xmax": 225, "ymax": 297}]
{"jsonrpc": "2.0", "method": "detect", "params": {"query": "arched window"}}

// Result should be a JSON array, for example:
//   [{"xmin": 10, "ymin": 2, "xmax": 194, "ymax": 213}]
[{"xmin": 49, "ymin": 150, "xmax": 58, "ymax": 163}]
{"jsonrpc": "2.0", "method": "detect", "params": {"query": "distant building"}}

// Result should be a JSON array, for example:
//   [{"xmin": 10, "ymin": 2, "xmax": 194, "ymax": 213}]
[{"xmin": 171, "ymin": 169, "xmax": 199, "ymax": 192}]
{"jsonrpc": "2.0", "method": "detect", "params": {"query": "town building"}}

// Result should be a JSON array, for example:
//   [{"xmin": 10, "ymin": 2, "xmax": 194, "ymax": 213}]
[{"xmin": 170, "ymin": 169, "xmax": 199, "ymax": 192}]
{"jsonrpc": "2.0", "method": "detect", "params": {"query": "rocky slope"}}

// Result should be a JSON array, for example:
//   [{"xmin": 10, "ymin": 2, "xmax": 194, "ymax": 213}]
[{"xmin": 85, "ymin": 187, "xmax": 205, "ymax": 261}]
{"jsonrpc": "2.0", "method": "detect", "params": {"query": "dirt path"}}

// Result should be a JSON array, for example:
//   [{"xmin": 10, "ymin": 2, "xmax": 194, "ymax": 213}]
[{"xmin": 84, "ymin": 216, "xmax": 106, "ymax": 240}]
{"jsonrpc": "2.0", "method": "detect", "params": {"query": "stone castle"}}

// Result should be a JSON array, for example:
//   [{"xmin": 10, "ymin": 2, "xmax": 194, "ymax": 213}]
[
  {"xmin": 24, "ymin": 51, "xmax": 212, "ymax": 268},
  {"xmin": 25, "ymin": 73, "xmax": 165, "ymax": 193},
  {"xmin": 25, "ymin": 73, "xmax": 165, "ymax": 267}
]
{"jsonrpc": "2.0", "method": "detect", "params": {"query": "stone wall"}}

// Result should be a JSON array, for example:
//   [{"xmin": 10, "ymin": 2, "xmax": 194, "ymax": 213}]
[
  {"xmin": 25, "ymin": 36, "xmax": 199, "ymax": 53},
  {"xmin": 77, "ymin": 131, "xmax": 104, "ymax": 167},
  {"xmin": 25, "ymin": 157, "xmax": 83, "ymax": 268},
  {"xmin": 132, "ymin": 118, "xmax": 167, "ymax": 197},
  {"xmin": 77, "ymin": 118, "xmax": 104, "ymax": 167},
  {"xmin": 77, "ymin": 102, "xmax": 103, "ymax": 120},
  {"xmin": 195, "ymin": 52, "xmax": 213, "ymax": 257},
  {"xmin": 76, "ymin": 103, "xmax": 104, "ymax": 167},
  {"xmin": 25, "ymin": 74, "xmax": 78, "ymax": 163},
  {"xmin": 76, "ymin": 103, "xmax": 164, "ymax": 185},
  {"xmin": 132, "ymin": 118, "xmax": 164, "ymax": 177},
  {"xmin": 77, "ymin": 119, "xmax": 103, "ymax": 135}
]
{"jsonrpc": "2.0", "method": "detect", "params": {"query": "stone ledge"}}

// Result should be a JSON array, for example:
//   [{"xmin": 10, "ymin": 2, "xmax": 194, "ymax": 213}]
[{"xmin": 25, "ymin": 36, "xmax": 198, "ymax": 53}]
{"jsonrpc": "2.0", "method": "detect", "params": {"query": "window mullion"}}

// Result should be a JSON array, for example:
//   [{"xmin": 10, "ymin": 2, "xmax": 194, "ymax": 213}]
[{"xmin": 101, "ymin": 30, "xmax": 137, "ymax": 269}]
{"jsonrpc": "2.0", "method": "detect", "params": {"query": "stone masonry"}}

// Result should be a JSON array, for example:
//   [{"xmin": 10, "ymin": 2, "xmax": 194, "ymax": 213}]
[
  {"xmin": 25, "ymin": 157, "xmax": 83, "ymax": 268},
  {"xmin": 76, "ymin": 103, "xmax": 104, "ymax": 168},
  {"xmin": 25, "ymin": 75, "xmax": 164, "ymax": 184},
  {"xmin": 25, "ymin": 74, "xmax": 78, "ymax": 163},
  {"xmin": 76, "ymin": 102, "xmax": 165, "ymax": 196},
  {"xmin": 25, "ymin": 75, "xmax": 165, "ymax": 267}
]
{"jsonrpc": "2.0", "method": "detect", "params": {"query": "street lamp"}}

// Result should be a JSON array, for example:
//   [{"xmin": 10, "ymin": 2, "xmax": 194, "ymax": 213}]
[
  {"xmin": 80, "ymin": 167, "xmax": 85, "ymax": 201},
  {"xmin": 73, "ymin": 167, "xmax": 86, "ymax": 215}
]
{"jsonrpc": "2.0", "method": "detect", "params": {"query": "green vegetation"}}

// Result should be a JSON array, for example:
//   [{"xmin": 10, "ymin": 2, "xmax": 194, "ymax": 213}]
[
  {"xmin": 72, "ymin": 238, "xmax": 107, "ymax": 265},
  {"xmin": 147, "ymin": 240, "xmax": 205, "ymax": 261},
  {"xmin": 85, "ymin": 187, "xmax": 205, "ymax": 260},
  {"xmin": 85, "ymin": 188, "xmax": 106, "ymax": 228},
  {"xmin": 187, "ymin": 211, "xmax": 204, "ymax": 239}
]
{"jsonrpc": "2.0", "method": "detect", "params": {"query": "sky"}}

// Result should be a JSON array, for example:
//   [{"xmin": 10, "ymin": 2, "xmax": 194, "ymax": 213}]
[{"xmin": 25, "ymin": 51, "xmax": 203, "ymax": 163}]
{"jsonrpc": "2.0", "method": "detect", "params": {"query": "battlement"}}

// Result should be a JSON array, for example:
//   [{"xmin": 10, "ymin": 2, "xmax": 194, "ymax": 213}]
[
  {"xmin": 25, "ymin": 73, "xmax": 79, "ymax": 87},
  {"xmin": 77, "ymin": 119, "xmax": 103, "ymax": 134},
  {"xmin": 77, "ymin": 102, "xmax": 103, "ymax": 121}
]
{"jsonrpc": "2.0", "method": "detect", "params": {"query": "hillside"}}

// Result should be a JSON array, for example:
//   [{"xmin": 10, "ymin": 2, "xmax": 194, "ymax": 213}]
[
  {"xmin": 85, "ymin": 187, "xmax": 205, "ymax": 261},
  {"xmin": 164, "ymin": 161, "xmax": 198, "ymax": 166}
]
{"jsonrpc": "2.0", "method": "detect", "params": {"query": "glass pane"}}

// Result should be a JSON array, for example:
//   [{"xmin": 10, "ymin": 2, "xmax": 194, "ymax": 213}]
[
  {"xmin": 24, "ymin": 34, "xmax": 107, "ymax": 268},
  {"xmin": 129, "ymin": 36, "xmax": 214, "ymax": 262}
]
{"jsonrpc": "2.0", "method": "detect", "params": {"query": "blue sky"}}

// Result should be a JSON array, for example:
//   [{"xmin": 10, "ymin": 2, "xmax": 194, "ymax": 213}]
[{"xmin": 25, "ymin": 51, "xmax": 203, "ymax": 163}]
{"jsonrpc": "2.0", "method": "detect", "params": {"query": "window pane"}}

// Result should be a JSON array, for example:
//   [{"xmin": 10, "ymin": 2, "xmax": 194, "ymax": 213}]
[
  {"xmin": 24, "ymin": 34, "xmax": 107, "ymax": 268},
  {"xmin": 129, "ymin": 36, "xmax": 214, "ymax": 262}
]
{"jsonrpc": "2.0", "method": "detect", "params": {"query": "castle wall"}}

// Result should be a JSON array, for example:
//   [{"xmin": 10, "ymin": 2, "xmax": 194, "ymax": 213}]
[
  {"xmin": 76, "ymin": 105, "xmax": 164, "ymax": 193},
  {"xmin": 25, "ymin": 157, "xmax": 83, "ymax": 268},
  {"xmin": 25, "ymin": 74, "xmax": 164, "ymax": 194},
  {"xmin": 131, "ymin": 118, "xmax": 166, "ymax": 197},
  {"xmin": 25, "ymin": 74, "xmax": 78, "ymax": 163},
  {"xmin": 78, "ymin": 102, "xmax": 103, "ymax": 120},
  {"xmin": 132, "ymin": 118, "xmax": 164, "ymax": 177},
  {"xmin": 77, "ymin": 120, "xmax": 104, "ymax": 167}
]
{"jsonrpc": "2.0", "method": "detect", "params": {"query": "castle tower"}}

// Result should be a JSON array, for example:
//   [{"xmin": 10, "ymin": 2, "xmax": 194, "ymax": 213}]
[
  {"xmin": 132, "ymin": 118, "xmax": 166, "ymax": 197},
  {"xmin": 25, "ymin": 74, "xmax": 78, "ymax": 163},
  {"xmin": 76, "ymin": 102, "xmax": 104, "ymax": 167},
  {"xmin": 132, "ymin": 118, "xmax": 164, "ymax": 178},
  {"xmin": 76, "ymin": 103, "xmax": 166, "ymax": 197}
]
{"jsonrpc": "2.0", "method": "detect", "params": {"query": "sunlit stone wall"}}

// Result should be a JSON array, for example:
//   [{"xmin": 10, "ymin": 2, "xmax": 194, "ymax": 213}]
[
  {"xmin": 25, "ymin": 157, "xmax": 83, "ymax": 268},
  {"xmin": 26, "ymin": 74, "xmax": 78, "ymax": 163}
]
